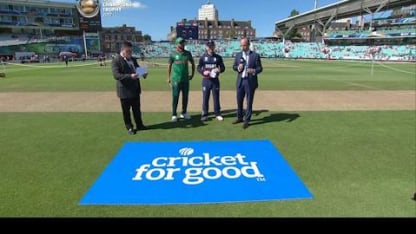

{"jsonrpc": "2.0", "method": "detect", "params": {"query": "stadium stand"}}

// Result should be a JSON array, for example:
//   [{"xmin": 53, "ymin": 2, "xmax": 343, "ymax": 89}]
[
  {"xmin": 1, "ymin": 0, "xmax": 414, "ymax": 62},
  {"xmin": 137, "ymin": 40, "xmax": 415, "ymax": 62}
]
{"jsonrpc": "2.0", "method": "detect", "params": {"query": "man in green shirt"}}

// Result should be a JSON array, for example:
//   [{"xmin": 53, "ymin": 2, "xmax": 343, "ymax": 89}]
[{"xmin": 167, "ymin": 37, "xmax": 195, "ymax": 122}]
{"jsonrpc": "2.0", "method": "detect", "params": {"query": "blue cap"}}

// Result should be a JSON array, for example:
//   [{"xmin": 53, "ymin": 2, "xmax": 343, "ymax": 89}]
[{"xmin": 206, "ymin": 39, "xmax": 215, "ymax": 46}]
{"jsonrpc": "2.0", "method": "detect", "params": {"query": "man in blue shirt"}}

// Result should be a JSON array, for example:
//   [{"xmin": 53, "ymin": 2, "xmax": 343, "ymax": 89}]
[{"xmin": 197, "ymin": 40, "xmax": 225, "ymax": 121}]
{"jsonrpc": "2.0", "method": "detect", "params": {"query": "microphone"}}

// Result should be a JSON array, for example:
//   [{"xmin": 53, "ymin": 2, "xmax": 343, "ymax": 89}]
[
  {"xmin": 239, "ymin": 56, "xmax": 247, "ymax": 73},
  {"xmin": 239, "ymin": 57, "xmax": 245, "ymax": 65}
]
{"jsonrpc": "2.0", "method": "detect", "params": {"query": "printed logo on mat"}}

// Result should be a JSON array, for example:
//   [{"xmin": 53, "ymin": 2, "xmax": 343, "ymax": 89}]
[{"xmin": 80, "ymin": 140, "xmax": 313, "ymax": 205}]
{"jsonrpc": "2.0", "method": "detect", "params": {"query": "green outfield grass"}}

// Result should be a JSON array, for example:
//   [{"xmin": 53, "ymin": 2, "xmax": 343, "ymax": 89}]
[
  {"xmin": 0, "ymin": 59, "xmax": 415, "ymax": 217},
  {"xmin": 0, "ymin": 111, "xmax": 414, "ymax": 217},
  {"xmin": 0, "ymin": 59, "xmax": 414, "ymax": 91}
]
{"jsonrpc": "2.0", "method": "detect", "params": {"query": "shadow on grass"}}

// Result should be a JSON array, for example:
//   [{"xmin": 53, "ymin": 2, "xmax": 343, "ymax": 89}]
[
  {"xmin": 145, "ymin": 110, "xmax": 299, "ymax": 130},
  {"xmin": 196, "ymin": 109, "xmax": 240, "ymax": 122},
  {"xmin": 222, "ymin": 109, "xmax": 300, "ymax": 124},
  {"xmin": 146, "ymin": 113, "xmax": 208, "ymax": 130},
  {"xmin": 249, "ymin": 112, "xmax": 301, "ymax": 126}
]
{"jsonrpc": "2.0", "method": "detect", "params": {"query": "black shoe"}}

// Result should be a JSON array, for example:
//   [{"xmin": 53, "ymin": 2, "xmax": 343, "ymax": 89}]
[
  {"xmin": 243, "ymin": 122, "xmax": 249, "ymax": 129},
  {"xmin": 232, "ymin": 119, "xmax": 243, "ymax": 124},
  {"xmin": 127, "ymin": 128, "xmax": 136, "ymax": 135}
]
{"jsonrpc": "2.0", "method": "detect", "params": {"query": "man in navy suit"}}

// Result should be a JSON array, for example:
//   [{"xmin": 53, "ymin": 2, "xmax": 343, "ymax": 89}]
[
  {"xmin": 111, "ymin": 41, "xmax": 148, "ymax": 135},
  {"xmin": 232, "ymin": 37, "xmax": 263, "ymax": 129}
]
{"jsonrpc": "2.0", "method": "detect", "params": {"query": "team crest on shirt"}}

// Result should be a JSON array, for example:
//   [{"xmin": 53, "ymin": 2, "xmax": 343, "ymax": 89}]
[{"xmin": 176, "ymin": 55, "xmax": 179, "ymax": 60}]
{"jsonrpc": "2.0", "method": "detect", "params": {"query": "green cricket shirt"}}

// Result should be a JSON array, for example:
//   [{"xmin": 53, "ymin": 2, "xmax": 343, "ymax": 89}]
[{"xmin": 169, "ymin": 50, "xmax": 194, "ymax": 83}]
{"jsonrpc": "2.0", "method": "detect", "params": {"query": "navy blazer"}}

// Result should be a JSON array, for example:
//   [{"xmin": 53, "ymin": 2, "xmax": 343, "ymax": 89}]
[
  {"xmin": 111, "ymin": 54, "xmax": 141, "ymax": 99},
  {"xmin": 232, "ymin": 50, "xmax": 263, "ymax": 89}
]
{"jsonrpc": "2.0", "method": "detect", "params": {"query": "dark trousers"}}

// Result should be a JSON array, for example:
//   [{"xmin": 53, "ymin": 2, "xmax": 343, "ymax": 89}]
[
  {"xmin": 236, "ymin": 79, "xmax": 256, "ymax": 123},
  {"xmin": 120, "ymin": 97, "xmax": 143, "ymax": 130},
  {"xmin": 202, "ymin": 78, "xmax": 221, "ymax": 116},
  {"xmin": 171, "ymin": 81, "xmax": 189, "ymax": 116}
]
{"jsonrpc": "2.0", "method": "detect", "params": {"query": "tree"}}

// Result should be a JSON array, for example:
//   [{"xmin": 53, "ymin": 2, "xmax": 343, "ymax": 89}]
[
  {"xmin": 290, "ymin": 9, "xmax": 300, "ymax": 17},
  {"xmin": 143, "ymin": 34, "xmax": 152, "ymax": 42}
]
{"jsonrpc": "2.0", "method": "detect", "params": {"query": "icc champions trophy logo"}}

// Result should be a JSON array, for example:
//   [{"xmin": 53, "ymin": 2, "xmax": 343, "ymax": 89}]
[{"xmin": 76, "ymin": 0, "xmax": 100, "ymax": 18}]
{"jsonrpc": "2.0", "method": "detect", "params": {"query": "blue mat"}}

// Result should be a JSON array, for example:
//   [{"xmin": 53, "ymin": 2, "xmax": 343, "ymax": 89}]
[{"xmin": 80, "ymin": 140, "xmax": 313, "ymax": 205}]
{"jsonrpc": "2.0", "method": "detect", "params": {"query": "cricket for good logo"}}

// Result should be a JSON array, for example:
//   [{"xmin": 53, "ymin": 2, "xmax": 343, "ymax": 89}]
[{"xmin": 132, "ymin": 147, "xmax": 265, "ymax": 185}]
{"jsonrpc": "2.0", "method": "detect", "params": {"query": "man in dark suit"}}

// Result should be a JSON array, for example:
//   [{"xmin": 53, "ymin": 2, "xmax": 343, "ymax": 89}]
[
  {"xmin": 111, "ymin": 41, "xmax": 148, "ymax": 135},
  {"xmin": 232, "ymin": 37, "xmax": 263, "ymax": 129}
]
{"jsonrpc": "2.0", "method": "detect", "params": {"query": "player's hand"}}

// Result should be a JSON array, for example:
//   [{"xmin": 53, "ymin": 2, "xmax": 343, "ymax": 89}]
[
  {"xmin": 203, "ymin": 70, "xmax": 210, "ymax": 76},
  {"xmin": 131, "ymin": 73, "xmax": 138, "ymax": 79},
  {"xmin": 247, "ymin": 68, "xmax": 256, "ymax": 74},
  {"xmin": 238, "ymin": 64, "xmax": 244, "ymax": 72}
]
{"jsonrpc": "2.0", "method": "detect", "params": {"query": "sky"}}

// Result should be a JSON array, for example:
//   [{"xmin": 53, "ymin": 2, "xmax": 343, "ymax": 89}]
[{"xmin": 56, "ymin": 0, "xmax": 344, "ymax": 40}]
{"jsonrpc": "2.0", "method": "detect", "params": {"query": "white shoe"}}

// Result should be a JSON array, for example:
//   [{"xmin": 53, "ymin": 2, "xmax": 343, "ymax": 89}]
[
  {"xmin": 171, "ymin": 116, "xmax": 178, "ymax": 122},
  {"xmin": 216, "ymin": 116, "xmax": 224, "ymax": 121},
  {"xmin": 201, "ymin": 116, "xmax": 208, "ymax": 121},
  {"xmin": 180, "ymin": 113, "xmax": 191, "ymax": 119}
]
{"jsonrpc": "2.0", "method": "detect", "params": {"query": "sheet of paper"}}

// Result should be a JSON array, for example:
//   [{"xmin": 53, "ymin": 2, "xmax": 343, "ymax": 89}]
[{"xmin": 135, "ymin": 66, "xmax": 147, "ymax": 77}]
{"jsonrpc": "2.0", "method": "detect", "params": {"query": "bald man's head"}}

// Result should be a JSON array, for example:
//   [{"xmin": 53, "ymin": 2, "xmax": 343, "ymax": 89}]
[{"xmin": 240, "ymin": 38, "xmax": 250, "ymax": 52}]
